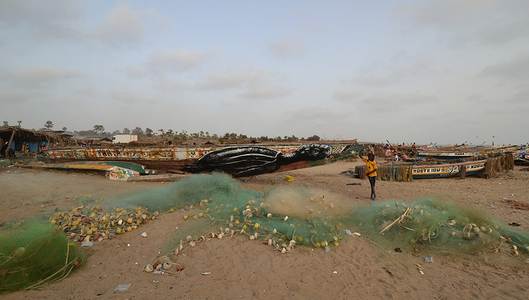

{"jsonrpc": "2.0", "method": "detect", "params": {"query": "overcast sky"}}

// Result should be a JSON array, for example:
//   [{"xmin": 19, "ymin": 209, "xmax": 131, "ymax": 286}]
[{"xmin": 1, "ymin": 0, "xmax": 528, "ymax": 144}]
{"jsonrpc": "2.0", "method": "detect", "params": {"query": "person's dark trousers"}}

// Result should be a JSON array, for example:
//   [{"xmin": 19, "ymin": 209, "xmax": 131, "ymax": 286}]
[{"xmin": 368, "ymin": 176, "xmax": 376, "ymax": 200}]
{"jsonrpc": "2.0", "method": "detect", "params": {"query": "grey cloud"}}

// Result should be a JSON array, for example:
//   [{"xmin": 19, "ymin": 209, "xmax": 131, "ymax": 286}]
[
  {"xmin": 399, "ymin": 0, "xmax": 529, "ymax": 46},
  {"xmin": 478, "ymin": 19, "xmax": 529, "ymax": 45},
  {"xmin": 0, "ymin": 0, "xmax": 81, "ymax": 30},
  {"xmin": 466, "ymin": 94, "xmax": 484, "ymax": 103},
  {"xmin": 153, "ymin": 78, "xmax": 193, "ymax": 92},
  {"xmin": 402, "ymin": 0, "xmax": 491, "ymax": 28},
  {"xmin": 333, "ymin": 90, "xmax": 362, "ymax": 103},
  {"xmin": 508, "ymin": 89, "xmax": 529, "ymax": 104},
  {"xmin": 480, "ymin": 55, "xmax": 529, "ymax": 80},
  {"xmin": 12, "ymin": 68, "xmax": 80, "ymax": 85},
  {"xmin": 94, "ymin": 4, "xmax": 144, "ymax": 45},
  {"xmin": 148, "ymin": 50, "xmax": 206, "ymax": 73},
  {"xmin": 0, "ymin": 90, "xmax": 37, "ymax": 104},
  {"xmin": 281, "ymin": 107, "xmax": 353, "ymax": 138},
  {"xmin": 483, "ymin": 103, "xmax": 529, "ymax": 115},
  {"xmin": 333, "ymin": 62, "xmax": 439, "ymax": 105},
  {"xmin": 111, "ymin": 90, "xmax": 157, "ymax": 104},
  {"xmin": 239, "ymin": 84, "xmax": 290, "ymax": 100},
  {"xmin": 269, "ymin": 39, "xmax": 304, "ymax": 59},
  {"xmin": 286, "ymin": 108, "xmax": 350, "ymax": 122},
  {"xmin": 340, "ymin": 61, "xmax": 438, "ymax": 90},
  {"xmin": 0, "ymin": 0, "xmax": 84, "ymax": 41},
  {"xmin": 0, "ymin": 67, "xmax": 81, "ymax": 90},
  {"xmin": 362, "ymin": 94, "xmax": 438, "ymax": 113},
  {"xmin": 197, "ymin": 70, "xmax": 290, "ymax": 100},
  {"xmin": 198, "ymin": 71, "xmax": 264, "ymax": 90},
  {"xmin": 0, "ymin": 67, "xmax": 81, "ymax": 105},
  {"xmin": 126, "ymin": 50, "xmax": 206, "ymax": 79},
  {"xmin": 0, "ymin": 1, "xmax": 147, "ymax": 46}
]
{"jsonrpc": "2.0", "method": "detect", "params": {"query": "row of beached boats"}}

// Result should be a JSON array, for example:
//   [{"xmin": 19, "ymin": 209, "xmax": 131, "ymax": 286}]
[
  {"xmin": 360, "ymin": 145, "xmax": 518, "ymax": 180},
  {"xmin": 37, "ymin": 143, "xmax": 522, "ymax": 180}
]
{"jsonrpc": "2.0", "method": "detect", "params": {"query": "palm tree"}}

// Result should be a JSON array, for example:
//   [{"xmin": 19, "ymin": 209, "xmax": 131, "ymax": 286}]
[
  {"xmin": 93, "ymin": 125, "xmax": 105, "ymax": 135},
  {"xmin": 44, "ymin": 120, "xmax": 54, "ymax": 129},
  {"xmin": 132, "ymin": 127, "xmax": 144, "ymax": 135}
]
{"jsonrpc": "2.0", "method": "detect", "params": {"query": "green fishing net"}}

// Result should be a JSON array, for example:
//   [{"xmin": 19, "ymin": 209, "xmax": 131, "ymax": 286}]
[
  {"xmin": 109, "ymin": 173, "xmax": 529, "ymax": 255},
  {"xmin": 0, "ymin": 221, "xmax": 85, "ymax": 293},
  {"xmin": 4, "ymin": 174, "xmax": 527, "ymax": 294},
  {"xmin": 111, "ymin": 173, "xmax": 345, "ymax": 250},
  {"xmin": 351, "ymin": 199, "xmax": 528, "ymax": 254}
]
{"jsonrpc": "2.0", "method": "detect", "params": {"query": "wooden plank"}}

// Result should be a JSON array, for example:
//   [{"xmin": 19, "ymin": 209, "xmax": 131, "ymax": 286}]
[
  {"xmin": 126, "ymin": 174, "xmax": 188, "ymax": 182},
  {"xmin": 5, "ymin": 128, "xmax": 15, "ymax": 157}
]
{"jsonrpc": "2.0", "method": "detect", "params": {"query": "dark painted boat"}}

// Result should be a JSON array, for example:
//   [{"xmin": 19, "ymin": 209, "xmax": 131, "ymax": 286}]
[{"xmin": 43, "ymin": 143, "xmax": 356, "ymax": 176}]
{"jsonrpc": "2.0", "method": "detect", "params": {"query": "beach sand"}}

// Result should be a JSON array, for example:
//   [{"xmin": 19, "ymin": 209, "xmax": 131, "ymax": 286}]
[{"xmin": 1, "ymin": 161, "xmax": 529, "ymax": 299}]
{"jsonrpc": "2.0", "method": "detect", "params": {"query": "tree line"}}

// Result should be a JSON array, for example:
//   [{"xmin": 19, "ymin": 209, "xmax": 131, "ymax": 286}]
[{"xmin": 7, "ymin": 121, "xmax": 321, "ymax": 143}]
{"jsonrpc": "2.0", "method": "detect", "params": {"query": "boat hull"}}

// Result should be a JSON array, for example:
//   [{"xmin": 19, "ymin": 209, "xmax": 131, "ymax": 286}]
[{"xmin": 411, "ymin": 160, "xmax": 486, "ymax": 179}]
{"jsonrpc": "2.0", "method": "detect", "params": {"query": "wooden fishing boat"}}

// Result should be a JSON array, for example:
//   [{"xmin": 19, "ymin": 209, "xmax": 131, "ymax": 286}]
[
  {"xmin": 417, "ymin": 152, "xmax": 477, "ymax": 160},
  {"xmin": 355, "ymin": 159, "xmax": 488, "ymax": 181},
  {"xmin": 42, "ymin": 143, "xmax": 357, "ymax": 175},
  {"xmin": 411, "ymin": 160, "xmax": 486, "ymax": 179},
  {"xmin": 20, "ymin": 162, "xmax": 142, "ymax": 181},
  {"xmin": 515, "ymin": 158, "xmax": 529, "ymax": 166},
  {"xmin": 514, "ymin": 150, "xmax": 529, "ymax": 166},
  {"xmin": 418, "ymin": 146, "xmax": 517, "ymax": 160}
]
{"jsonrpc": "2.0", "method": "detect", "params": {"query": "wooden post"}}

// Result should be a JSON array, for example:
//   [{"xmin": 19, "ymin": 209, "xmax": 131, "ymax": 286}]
[
  {"xmin": 483, "ymin": 159, "xmax": 490, "ymax": 179},
  {"xmin": 5, "ymin": 128, "xmax": 15, "ymax": 157},
  {"xmin": 459, "ymin": 164, "xmax": 466, "ymax": 179}
]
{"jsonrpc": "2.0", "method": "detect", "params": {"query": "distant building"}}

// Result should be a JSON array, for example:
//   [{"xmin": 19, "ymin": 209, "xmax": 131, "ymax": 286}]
[{"xmin": 112, "ymin": 134, "xmax": 138, "ymax": 144}]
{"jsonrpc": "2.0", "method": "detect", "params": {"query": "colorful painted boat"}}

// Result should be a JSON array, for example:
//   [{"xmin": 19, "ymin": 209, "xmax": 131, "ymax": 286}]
[
  {"xmin": 417, "ymin": 152, "xmax": 477, "ymax": 160},
  {"xmin": 515, "ymin": 150, "xmax": 529, "ymax": 166},
  {"xmin": 418, "ymin": 146, "xmax": 518, "ymax": 160},
  {"xmin": 411, "ymin": 160, "xmax": 486, "ymax": 179},
  {"xmin": 21, "ymin": 162, "xmax": 141, "ymax": 181},
  {"xmin": 42, "ymin": 143, "xmax": 357, "ymax": 175},
  {"xmin": 355, "ymin": 159, "xmax": 488, "ymax": 181}
]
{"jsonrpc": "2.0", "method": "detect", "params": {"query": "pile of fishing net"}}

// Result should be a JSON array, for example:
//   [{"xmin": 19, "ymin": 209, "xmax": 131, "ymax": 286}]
[
  {"xmin": 111, "ymin": 173, "xmax": 529, "ymax": 257},
  {"xmin": 4, "ymin": 173, "xmax": 528, "ymax": 293},
  {"xmin": 352, "ymin": 199, "xmax": 529, "ymax": 255},
  {"xmin": 0, "ymin": 221, "xmax": 85, "ymax": 293},
  {"xmin": 114, "ymin": 173, "xmax": 347, "ymax": 253}
]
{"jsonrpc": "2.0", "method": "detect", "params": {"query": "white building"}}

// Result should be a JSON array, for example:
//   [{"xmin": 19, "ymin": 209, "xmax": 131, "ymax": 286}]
[{"xmin": 112, "ymin": 134, "xmax": 138, "ymax": 144}]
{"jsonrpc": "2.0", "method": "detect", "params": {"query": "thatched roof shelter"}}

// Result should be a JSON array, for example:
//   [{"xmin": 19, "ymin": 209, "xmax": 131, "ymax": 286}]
[{"xmin": 0, "ymin": 127, "xmax": 59, "ymax": 157}]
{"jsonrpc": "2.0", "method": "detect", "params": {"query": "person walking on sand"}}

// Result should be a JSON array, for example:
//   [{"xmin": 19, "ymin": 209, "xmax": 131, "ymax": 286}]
[{"xmin": 362, "ymin": 152, "xmax": 378, "ymax": 200}]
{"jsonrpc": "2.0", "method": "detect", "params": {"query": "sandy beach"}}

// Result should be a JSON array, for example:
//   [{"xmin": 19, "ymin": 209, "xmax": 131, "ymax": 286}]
[{"xmin": 2, "ymin": 161, "xmax": 529, "ymax": 299}]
